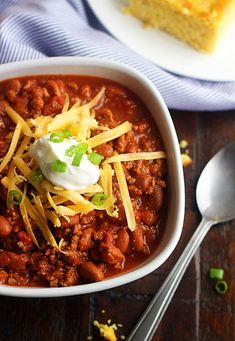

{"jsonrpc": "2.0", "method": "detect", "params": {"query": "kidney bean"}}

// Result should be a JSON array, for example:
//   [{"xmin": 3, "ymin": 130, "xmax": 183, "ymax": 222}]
[
  {"xmin": 47, "ymin": 80, "xmax": 64, "ymax": 96},
  {"xmin": 140, "ymin": 210, "xmax": 158, "ymax": 226},
  {"xmin": 100, "ymin": 242, "xmax": 125, "ymax": 265},
  {"xmin": 94, "ymin": 143, "xmax": 113, "ymax": 158},
  {"xmin": 0, "ymin": 251, "xmax": 29, "ymax": 270},
  {"xmin": 149, "ymin": 185, "xmax": 163, "ymax": 211},
  {"xmin": 116, "ymin": 228, "xmax": 130, "ymax": 253},
  {"xmin": 0, "ymin": 216, "xmax": 13, "ymax": 237},
  {"xmin": 131, "ymin": 228, "xmax": 144, "ymax": 252},
  {"xmin": 80, "ymin": 261, "xmax": 104, "ymax": 282},
  {"xmin": 79, "ymin": 227, "xmax": 94, "ymax": 252},
  {"xmin": 135, "ymin": 174, "xmax": 152, "ymax": 190}
]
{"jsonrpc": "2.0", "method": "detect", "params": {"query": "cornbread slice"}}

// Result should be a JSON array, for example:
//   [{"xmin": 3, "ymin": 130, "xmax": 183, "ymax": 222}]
[{"xmin": 127, "ymin": 0, "xmax": 235, "ymax": 52}]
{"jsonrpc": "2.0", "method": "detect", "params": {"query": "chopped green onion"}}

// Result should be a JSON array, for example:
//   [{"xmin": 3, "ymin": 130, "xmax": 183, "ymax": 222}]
[
  {"xmin": 77, "ymin": 143, "xmax": 88, "ymax": 154},
  {"xmin": 65, "ymin": 143, "xmax": 88, "ymax": 158},
  {"xmin": 88, "ymin": 152, "xmax": 104, "ymax": 165},
  {"xmin": 215, "ymin": 280, "xmax": 228, "ymax": 294},
  {"xmin": 31, "ymin": 169, "xmax": 45, "ymax": 182},
  {"xmin": 63, "ymin": 128, "xmax": 72, "ymax": 138},
  {"xmin": 92, "ymin": 193, "xmax": 108, "ymax": 206},
  {"xmin": 8, "ymin": 190, "xmax": 22, "ymax": 205},
  {"xmin": 65, "ymin": 145, "xmax": 78, "ymax": 157},
  {"xmin": 209, "ymin": 268, "xmax": 224, "ymax": 280},
  {"xmin": 51, "ymin": 160, "xmax": 67, "ymax": 173},
  {"xmin": 50, "ymin": 132, "xmax": 64, "ymax": 143},
  {"xmin": 72, "ymin": 153, "xmax": 83, "ymax": 167}
]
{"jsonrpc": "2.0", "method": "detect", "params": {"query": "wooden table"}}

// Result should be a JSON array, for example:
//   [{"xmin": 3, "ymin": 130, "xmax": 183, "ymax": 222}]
[{"xmin": 1, "ymin": 110, "xmax": 235, "ymax": 341}]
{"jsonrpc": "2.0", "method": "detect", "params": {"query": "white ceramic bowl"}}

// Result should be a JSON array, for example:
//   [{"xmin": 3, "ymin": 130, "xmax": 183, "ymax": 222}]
[{"xmin": 0, "ymin": 57, "xmax": 184, "ymax": 297}]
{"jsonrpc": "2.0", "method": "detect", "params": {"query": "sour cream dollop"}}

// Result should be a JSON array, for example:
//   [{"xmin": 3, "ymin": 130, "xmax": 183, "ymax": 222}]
[{"xmin": 29, "ymin": 135, "xmax": 100, "ymax": 190}]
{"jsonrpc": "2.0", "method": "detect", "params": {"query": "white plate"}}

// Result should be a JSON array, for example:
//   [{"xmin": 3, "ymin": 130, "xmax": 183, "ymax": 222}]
[{"xmin": 87, "ymin": 0, "xmax": 235, "ymax": 82}]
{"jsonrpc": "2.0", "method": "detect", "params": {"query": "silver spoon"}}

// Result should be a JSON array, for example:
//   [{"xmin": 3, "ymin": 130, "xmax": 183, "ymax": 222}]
[{"xmin": 127, "ymin": 142, "xmax": 235, "ymax": 341}]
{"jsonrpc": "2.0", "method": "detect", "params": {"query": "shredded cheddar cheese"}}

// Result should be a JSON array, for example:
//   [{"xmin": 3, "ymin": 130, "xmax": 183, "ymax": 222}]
[
  {"xmin": 103, "ymin": 151, "xmax": 166, "ymax": 164},
  {"xmin": 113, "ymin": 161, "xmax": 136, "ymax": 231},
  {"xmin": 0, "ymin": 121, "xmax": 22, "ymax": 173},
  {"xmin": 87, "ymin": 121, "xmax": 132, "ymax": 148},
  {"xmin": 5, "ymin": 106, "xmax": 32, "ymax": 135},
  {"xmin": 0, "ymin": 86, "xmax": 167, "ymax": 250}
]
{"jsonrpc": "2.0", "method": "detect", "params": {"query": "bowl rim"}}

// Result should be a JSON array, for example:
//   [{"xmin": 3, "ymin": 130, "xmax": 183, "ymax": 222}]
[{"xmin": 0, "ymin": 57, "xmax": 185, "ymax": 297}]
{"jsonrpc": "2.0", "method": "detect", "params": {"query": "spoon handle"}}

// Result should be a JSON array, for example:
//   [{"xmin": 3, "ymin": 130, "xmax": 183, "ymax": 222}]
[{"xmin": 127, "ymin": 217, "xmax": 214, "ymax": 341}]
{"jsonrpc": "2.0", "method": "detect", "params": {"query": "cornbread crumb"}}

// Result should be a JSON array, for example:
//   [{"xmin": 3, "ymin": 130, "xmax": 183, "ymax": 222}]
[
  {"xmin": 107, "ymin": 319, "xmax": 112, "ymax": 325},
  {"xmin": 126, "ymin": 0, "xmax": 235, "ymax": 52},
  {"xmin": 181, "ymin": 153, "xmax": 193, "ymax": 167},
  {"xmin": 101, "ymin": 309, "xmax": 106, "ymax": 314},
  {"xmin": 87, "ymin": 337, "xmax": 92, "ymax": 341},
  {"xmin": 93, "ymin": 320, "xmax": 117, "ymax": 341},
  {"xmin": 180, "ymin": 139, "xmax": 188, "ymax": 149},
  {"xmin": 117, "ymin": 324, "xmax": 123, "ymax": 328},
  {"xmin": 120, "ymin": 336, "xmax": 126, "ymax": 340}
]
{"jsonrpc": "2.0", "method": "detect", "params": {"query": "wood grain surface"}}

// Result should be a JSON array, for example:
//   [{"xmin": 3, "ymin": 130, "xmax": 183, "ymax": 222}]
[{"xmin": 0, "ymin": 110, "xmax": 235, "ymax": 341}]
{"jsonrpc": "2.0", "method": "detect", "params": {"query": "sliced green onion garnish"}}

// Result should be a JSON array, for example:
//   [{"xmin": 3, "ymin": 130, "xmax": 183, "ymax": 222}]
[
  {"xmin": 51, "ymin": 160, "xmax": 67, "ymax": 173},
  {"xmin": 63, "ymin": 128, "xmax": 72, "ymax": 138},
  {"xmin": 88, "ymin": 152, "xmax": 104, "ymax": 165},
  {"xmin": 65, "ymin": 145, "xmax": 78, "ymax": 157},
  {"xmin": 92, "ymin": 193, "xmax": 108, "ymax": 206},
  {"xmin": 31, "ymin": 169, "xmax": 45, "ymax": 182},
  {"xmin": 77, "ymin": 143, "xmax": 88, "ymax": 154},
  {"xmin": 8, "ymin": 190, "xmax": 22, "ymax": 205},
  {"xmin": 65, "ymin": 143, "xmax": 88, "ymax": 158},
  {"xmin": 215, "ymin": 280, "xmax": 228, "ymax": 294},
  {"xmin": 72, "ymin": 153, "xmax": 83, "ymax": 167},
  {"xmin": 209, "ymin": 268, "xmax": 224, "ymax": 280},
  {"xmin": 50, "ymin": 132, "xmax": 64, "ymax": 143}
]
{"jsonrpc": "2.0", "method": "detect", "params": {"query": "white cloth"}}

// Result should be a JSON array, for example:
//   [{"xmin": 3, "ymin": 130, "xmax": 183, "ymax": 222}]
[{"xmin": 0, "ymin": 0, "xmax": 235, "ymax": 111}]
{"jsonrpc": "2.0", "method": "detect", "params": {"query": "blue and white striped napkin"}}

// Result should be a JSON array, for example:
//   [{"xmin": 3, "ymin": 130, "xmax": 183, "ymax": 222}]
[{"xmin": 0, "ymin": 0, "xmax": 235, "ymax": 111}]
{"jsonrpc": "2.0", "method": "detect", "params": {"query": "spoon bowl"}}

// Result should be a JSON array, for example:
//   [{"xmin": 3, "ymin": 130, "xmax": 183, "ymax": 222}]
[{"xmin": 196, "ymin": 142, "xmax": 235, "ymax": 223}]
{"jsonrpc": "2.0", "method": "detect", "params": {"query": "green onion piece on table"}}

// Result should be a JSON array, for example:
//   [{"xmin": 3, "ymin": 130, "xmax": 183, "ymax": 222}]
[
  {"xmin": 31, "ymin": 169, "xmax": 45, "ymax": 182},
  {"xmin": 50, "ymin": 132, "xmax": 64, "ymax": 143},
  {"xmin": 209, "ymin": 268, "xmax": 224, "ymax": 280},
  {"xmin": 92, "ymin": 194, "xmax": 108, "ymax": 206},
  {"xmin": 215, "ymin": 280, "xmax": 228, "ymax": 294},
  {"xmin": 51, "ymin": 160, "xmax": 67, "ymax": 173},
  {"xmin": 8, "ymin": 190, "xmax": 22, "ymax": 205},
  {"xmin": 72, "ymin": 153, "xmax": 83, "ymax": 167},
  {"xmin": 88, "ymin": 152, "xmax": 104, "ymax": 165}
]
